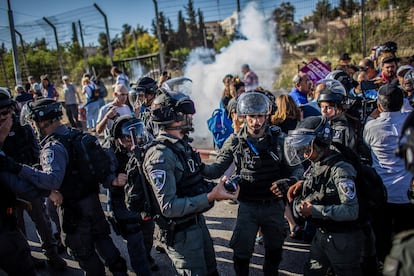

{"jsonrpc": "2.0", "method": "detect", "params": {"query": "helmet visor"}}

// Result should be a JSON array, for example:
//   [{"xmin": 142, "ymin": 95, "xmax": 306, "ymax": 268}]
[
  {"xmin": 284, "ymin": 134, "xmax": 315, "ymax": 166},
  {"xmin": 20, "ymin": 102, "xmax": 32, "ymax": 126},
  {"xmin": 177, "ymin": 99, "xmax": 195, "ymax": 114},
  {"xmin": 128, "ymin": 89, "xmax": 145, "ymax": 107},
  {"xmin": 122, "ymin": 120, "xmax": 152, "ymax": 147}
]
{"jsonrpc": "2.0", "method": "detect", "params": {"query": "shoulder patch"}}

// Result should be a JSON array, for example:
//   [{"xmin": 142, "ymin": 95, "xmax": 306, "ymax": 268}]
[
  {"xmin": 150, "ymin": 169, "xmax": 166, "ymax": 190},
  {"xmin": 338, "ymin": 180, "xmax": 356, "ymax": 200},
  {"xmin": 41, "ymin": 149, "xmax": 55, "ymax": 166},
  {"xmin": 333, "ymin": 130, "xmax": 341, "ymax": 139}
]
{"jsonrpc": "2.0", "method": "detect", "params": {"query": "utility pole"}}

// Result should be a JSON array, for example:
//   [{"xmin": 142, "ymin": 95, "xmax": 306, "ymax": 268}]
[
  {"xmin": 94, "ymin": 3, "xmax": 114, "ymax": 66},
  {"xmin": 7, "ymin": 0, "xmax": 21, "ymax": 85},
  {"xmin": 78, "ymin": 20, "xmax": 90, "ymax": 73},
  {"xmin": 361, "ymin": 0, "xmax": 366, "ymax": 57},
  {"xmin": 43, "ymin": 17, "xmax": 64, "ymax": 76},
  {"xmin": 153, "ymin": 0, "xmax": 165, "ymax": 71},
  {"xmin": 15, "ymin": 30, "xmax": 30, "ymax": 77}
]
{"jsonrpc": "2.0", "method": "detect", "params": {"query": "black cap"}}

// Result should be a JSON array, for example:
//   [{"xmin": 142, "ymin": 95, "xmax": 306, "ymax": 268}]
[
  {"xmin": 340, "ymin": 53, "xmax": 351, "ymax": 61},
  {"xmin": 378, "ymin": 81, "xmax": 403, "ymax": 97},
  {"xmin": 0, "ymin": 88, "xmax": 13, "ymax": 109}
]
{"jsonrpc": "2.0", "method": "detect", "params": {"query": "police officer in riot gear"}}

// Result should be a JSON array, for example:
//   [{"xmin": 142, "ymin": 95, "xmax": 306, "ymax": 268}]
[
  {"xmin": 130, "ymin": 77, "xmax": 159, "ymax": 135},
  {"xmin": 103, "ymin": 115, "xmax": 153, "ymax": 275},
  {"xmin": 317, "ymin": 79, "xmax": 358, "ymax": 153},
  {"xmin": 0, "ymin": 93, "xmax": 64, "ymax": 275},
  {"xmin": 7, "ymin": 98, "xmax": 128, "ymax": 276},
  {"xmin": 203, "ymin": 91, "xmax": 304, "ymax": 276},
  {"xmin": 285, "ymin": 116, "xmax": 363, "ymax": 276},
  {"xmin": 143, "ymin": 77, "xmax": 239, "ymax": 275},
  {"xmin": 0, "ymin": 89, "xmax": 67, "ymax": 270}
]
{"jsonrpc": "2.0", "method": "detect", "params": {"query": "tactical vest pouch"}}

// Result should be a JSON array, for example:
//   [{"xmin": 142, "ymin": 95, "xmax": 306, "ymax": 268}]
[{"xmin": 153, "ymin": 214, "xmax": 176, "ymax": 246}]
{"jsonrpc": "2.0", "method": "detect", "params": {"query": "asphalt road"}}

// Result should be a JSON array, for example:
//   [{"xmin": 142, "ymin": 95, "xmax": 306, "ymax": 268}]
[{"xmin": 16, "ymin": 198, "xmax": 310, "ymax": 276}]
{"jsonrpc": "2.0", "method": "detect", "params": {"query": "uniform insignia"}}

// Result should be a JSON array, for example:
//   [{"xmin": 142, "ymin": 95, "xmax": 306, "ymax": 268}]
[
  {"xmin": 338, "ymin": 180, "xmax": 356, "ymax": 199},
  {"xmin": 150, "ymin": 170, "xmax": 166, "ymax": 190},
  {"xmin": 150, "ymin": 158, "xmax": 165, "ymax": 165},
  {"xmin": 333, "ymin": 130, "xmax": 341, "ymax": 139},
  {"xmin": 41, "ymin": 149, "xmax": 54, "ymax": 166}
]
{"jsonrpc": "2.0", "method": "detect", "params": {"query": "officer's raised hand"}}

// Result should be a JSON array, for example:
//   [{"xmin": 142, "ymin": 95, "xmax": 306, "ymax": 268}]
[
  {"xmin": 287, "ymin": 180, "xmax": 304, "ymax": 203},
  {"xmin": 207, "ymin": 176, "xmax": 239, "ymax": 202},
  {"xmin": 270, "ymin": 178, "xmax": 295, "ymax": 199},
  {"xmin": 112, "ymin": 173, "xmax": 127, "ymax": 187},
  {"xmin": 299, "ymin": 200, "xmax": 312, "ymax": 218},
  {"xmin": 49, "ymin": 190, "xmax": 63, "ymax": 206}
]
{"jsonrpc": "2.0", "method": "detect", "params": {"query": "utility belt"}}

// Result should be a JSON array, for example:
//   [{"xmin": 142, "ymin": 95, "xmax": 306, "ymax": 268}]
[
  {"xmin": 156, "ymin": 214, "xmax": 200, "ymax": 247},
  {"xmin": 107, "ymin": 214, "xmax": 142, "ymax": 238},
  {"xmin": 315, "ymin": 222, "xmax": 359, "ymax": 233}
]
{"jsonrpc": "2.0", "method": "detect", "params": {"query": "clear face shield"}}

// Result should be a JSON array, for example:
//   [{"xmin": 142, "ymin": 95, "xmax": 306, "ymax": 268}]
[
  {"xmin": 284, "ymin": 134, "xmax": 315, "ymax": 166},
  {"xmin": 161, "ymin": 77, "xmax": 193, "ymax": 97},
  {"xmin": 19, "ymin": 102, "xmax": 32, "ymax": 126},
  {"xmin": 404, "ymin": 70, "xmax": 414, "ymax": 91},
  {"xmin": 121, "ymin": 120, "xmax": 153, "ymax": 148},
  {"xmin": 128, "ymin": 88, "xmax": 145, "ymax": 112}
]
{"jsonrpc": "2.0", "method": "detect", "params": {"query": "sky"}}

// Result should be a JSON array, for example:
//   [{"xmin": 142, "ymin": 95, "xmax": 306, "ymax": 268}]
[{"xmin": 0, "ymin": 0, "xmax": 339, "ymax": 49}]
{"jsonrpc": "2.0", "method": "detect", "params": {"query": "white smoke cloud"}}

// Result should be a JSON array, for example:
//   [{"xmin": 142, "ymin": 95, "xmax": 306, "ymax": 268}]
[{"xmin": 184, "ymin": 2, "xmax": 281, "ymax": 148}]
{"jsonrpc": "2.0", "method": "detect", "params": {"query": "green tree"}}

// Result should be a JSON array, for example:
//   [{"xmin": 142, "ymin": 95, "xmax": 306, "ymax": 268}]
[
  {"xmin": 197, "ymin": 8, "xmax": 206, "ymax": 47},
  {"xmin": 121, "ymin": 24, "xmax": 132, "ymax": 48},
  {"xmin": 176, "ymin": 10, "xmax": 189, "ymax": 48},
  {"xmin": 272, "ymin": 2, "xmax": 295, "ymax": 47},
  {"xmin": 312, "ymin": 0, "xmax": 333, "ymax": 29},
  {"xmin": 98, "ymin": 32, "xmax": 108, "ymax": 55},
  {"xmin": 185, "ymin": 0, "xmax": 199, "ymax": 47}
]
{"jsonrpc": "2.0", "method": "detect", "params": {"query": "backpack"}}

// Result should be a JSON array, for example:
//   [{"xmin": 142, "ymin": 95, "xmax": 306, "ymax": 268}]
[
  {"xmin": 95, "ymin": 80, "xmax": 108, "ymax": 98},
  {"xmin": 330, "ymin": 142, "xmax": 387, "ymax": 220},
  {"xmin": 87, "ymin": 84, "xmax": 100, "ymax": 102},
  {"xmin": 52, "ymin": 129, "xmax": 110, "ymax": 193},
  {"xmin": 207, "ymin": 108, "xmax": 233, "ymax": 149}
]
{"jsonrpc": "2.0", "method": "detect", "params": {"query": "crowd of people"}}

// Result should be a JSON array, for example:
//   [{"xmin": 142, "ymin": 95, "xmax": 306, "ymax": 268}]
[{"xmin": 1, "ymin": 40, "xmax": 414, "ymax": 276}]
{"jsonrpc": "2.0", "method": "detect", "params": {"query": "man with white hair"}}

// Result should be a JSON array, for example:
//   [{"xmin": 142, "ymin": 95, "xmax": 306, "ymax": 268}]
[{"xmin": 96, "ymin": 84, "xmax": 132, "ymax": 138}]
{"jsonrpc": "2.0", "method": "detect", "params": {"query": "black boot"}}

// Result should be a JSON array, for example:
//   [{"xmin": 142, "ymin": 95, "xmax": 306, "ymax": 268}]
[
  {"xmin": 47, "ymin": 254, "xmax": 67, "ymax": 271},
  {"xmin": 233, "ymin": 257, "xmax": 250, "ymax": 276}
]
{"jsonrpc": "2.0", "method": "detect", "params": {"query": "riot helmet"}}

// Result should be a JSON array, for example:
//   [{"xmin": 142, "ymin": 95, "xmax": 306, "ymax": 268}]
[
  {"xmin": 397, "ymin": 112, "xmax": 414, "ymax": 174},
  {"xmin": 284, "ymin": 116, "xmax": 332, "ymax": 166},
  {"xmin": 111, "ymin": 115, "xmax": 152, "ymax": 147},
  {"xmin": 151, "ymin": 77, "xmax": 195, "ymax": 131},
  {"xmin": 236, "ymin": 91, "xmax": 271, "ymax": 116},
  {"xmin": 404, "ymin": 69, "xmax": 414, "ymax": 87},
  {"xmin": 317, "ymin": 78, "xmax": 347, "ymax": 106},
  {"xmin": 325, "ymin": 70, "xmax": 355, "ymax": 93},
  {"xmin": 138, "ymin": 77, "xmax": 158, "ymax": 94},
  {"xmin": 20, "ymin": 98, "xmax": 62, "ymax": 126}
]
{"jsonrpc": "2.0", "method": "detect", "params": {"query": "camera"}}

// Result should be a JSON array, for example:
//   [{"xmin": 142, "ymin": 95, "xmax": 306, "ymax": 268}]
[
  {"xmin": 224, "ymin": 175, "xmax": 241, "ymax": 193},
  {"xmin": 360, "ymin": 80, "xmax": 379, "ymax": 91}
]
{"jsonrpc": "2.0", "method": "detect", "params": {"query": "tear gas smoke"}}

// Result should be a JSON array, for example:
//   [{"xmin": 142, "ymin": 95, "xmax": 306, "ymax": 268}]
[{"xmin": 184, "ymin": 2, "xmax": 281, "ymax": 148}]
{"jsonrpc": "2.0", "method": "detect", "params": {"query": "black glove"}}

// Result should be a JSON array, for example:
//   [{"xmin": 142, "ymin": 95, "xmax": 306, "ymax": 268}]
[
  {"xmin": 274, "ymin": 178, "xmax": 295, "ymax": 196},
  {"xmin": 0, "ymin": 155, "xmax": 23, "ymax": 174}
]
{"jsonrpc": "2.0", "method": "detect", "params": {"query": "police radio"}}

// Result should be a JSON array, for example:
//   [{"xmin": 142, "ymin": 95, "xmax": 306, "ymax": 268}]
[{"xmin": 224, "ymin": 175, "xmax": 241, "ymax": 193}]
